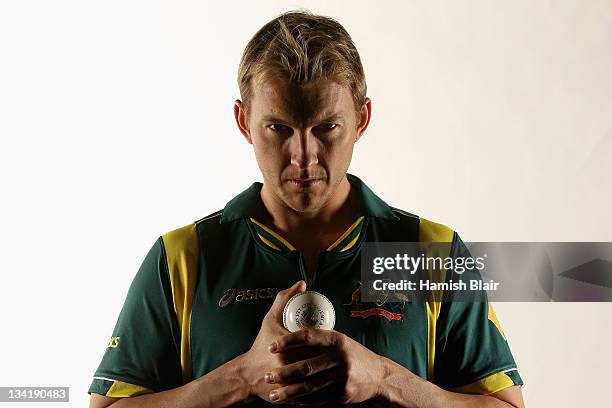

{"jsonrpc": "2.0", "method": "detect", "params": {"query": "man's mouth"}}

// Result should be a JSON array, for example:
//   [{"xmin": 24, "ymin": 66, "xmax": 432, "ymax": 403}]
[{"xmin": 287, "ymin": 178, "xmax": 324, "ymax": 187}]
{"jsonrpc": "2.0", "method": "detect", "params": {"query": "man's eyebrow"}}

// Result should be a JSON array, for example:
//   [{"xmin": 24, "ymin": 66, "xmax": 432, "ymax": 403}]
[
  {"xmin": 319, "ymin": 113, "xmax": 344, "ymax": 122},
  {"xmin": 261, "ymin": 113, "xmax": 345, "ymax": 123},
  {"xmin": 261, "ymin": 115, "xmax": 291, "ymax": 122}
]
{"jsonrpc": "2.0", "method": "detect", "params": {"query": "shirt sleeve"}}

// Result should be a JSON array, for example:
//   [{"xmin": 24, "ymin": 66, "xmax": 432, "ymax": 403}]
[
  {"xmin": 433, "ymin": 233, "xmax": 524, "ymax": 395},
  {"xmin": 88, "ymin": 237, "xmax": 183, "ymax": 397}
]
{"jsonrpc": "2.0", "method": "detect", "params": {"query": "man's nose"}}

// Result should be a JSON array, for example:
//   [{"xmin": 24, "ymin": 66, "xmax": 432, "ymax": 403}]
[{"xmin": 289, "ymin": 130, "xmax": 319, "ymax": 168}]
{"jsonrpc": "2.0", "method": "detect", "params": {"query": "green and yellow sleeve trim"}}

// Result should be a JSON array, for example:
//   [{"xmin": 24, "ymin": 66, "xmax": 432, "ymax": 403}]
[
  {"xmin": 89, "ymin": 377, "xmax": 153, "ymax": 397},
  {"xmin": 450, "ymin": 369, "xmax": 523, "ymax": 395}
]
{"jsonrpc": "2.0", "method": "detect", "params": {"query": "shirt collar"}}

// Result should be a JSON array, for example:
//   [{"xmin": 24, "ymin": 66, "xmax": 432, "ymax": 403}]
[{"xmin": 219, "ymin": 173, "xmax": 399, "ymax": 224}]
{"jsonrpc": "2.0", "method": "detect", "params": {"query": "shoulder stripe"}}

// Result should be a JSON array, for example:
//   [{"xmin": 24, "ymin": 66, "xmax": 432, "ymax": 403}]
[
  {"xmin": 419, "ymin": 216, "xmax": 455, "ymax": 381},
  {"xmin": 418, "ymin": 217, "xmax": 454, "ymax": 243},
  {"xmin": 161, "ymin": 223, "xmax": 199, "ymax": 384},
  {"xmin": 488, "ymin": 303, "xmax": 507, "ymax": 340},
  {"xmin": 425, "ymin": 300, "xmax": 441, "ymax": 382}
]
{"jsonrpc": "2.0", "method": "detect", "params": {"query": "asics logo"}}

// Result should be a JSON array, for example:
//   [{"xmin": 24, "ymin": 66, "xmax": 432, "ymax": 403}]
[{"xmin": 218, "ymin": 287, "xmax": 275, "ymax": 307}]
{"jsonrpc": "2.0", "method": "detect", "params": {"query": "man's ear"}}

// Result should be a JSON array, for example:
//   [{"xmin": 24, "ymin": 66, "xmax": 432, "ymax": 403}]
[
  {"xmin": 355, "ymin": 97, "xmax": 372, "ymax": 142},
  {"xmin": 234, "ymin": 99, "xmax": 253, "ymax": 144}
]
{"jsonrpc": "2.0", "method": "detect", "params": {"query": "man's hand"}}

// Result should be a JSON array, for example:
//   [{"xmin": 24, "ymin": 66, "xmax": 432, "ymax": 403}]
[
  {"xmin": 264, "ymin": 328, "xmax": 386, "ymax": 405},
  {"xmin": 240, "ymin": 280, "xmax": 309, "ymax": 404}
]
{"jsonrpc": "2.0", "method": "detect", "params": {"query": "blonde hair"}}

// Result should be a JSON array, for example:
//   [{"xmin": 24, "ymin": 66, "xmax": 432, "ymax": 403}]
[{"xmin": 237, "ymin": 9, "xmax": 367, "ymax": 118}]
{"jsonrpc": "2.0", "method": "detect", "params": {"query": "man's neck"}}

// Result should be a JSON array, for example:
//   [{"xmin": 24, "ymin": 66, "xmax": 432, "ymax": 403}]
[{"xmin": 259, "ymin": 176, "xmax": 358, "ymax": 249}]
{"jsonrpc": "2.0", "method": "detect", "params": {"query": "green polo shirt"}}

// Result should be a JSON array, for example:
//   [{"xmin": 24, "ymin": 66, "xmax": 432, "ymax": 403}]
[{"xmin": 88, "ymin": 173, "xmax": 523, "ymax": 403}]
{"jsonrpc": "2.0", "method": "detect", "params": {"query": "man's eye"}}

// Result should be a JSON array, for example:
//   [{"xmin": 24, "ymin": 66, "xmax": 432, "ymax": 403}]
[
  {"xmin": 319, "ymin": 123, "xmax": 337, "ymax": 130},
  {"xmin": 268, "ymin": 124, "xmax": 290, "ymax": 132}
]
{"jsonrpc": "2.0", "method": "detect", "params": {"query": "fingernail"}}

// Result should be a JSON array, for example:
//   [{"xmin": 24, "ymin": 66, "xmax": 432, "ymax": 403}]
[
  {"xmin": 269, "ymin": 390, "xmax": 279, "ymax": 401},
  {"xmin": 268, "ymin": 341, "xmax": 278, "ymax": 352},
  {"xmin": 264, "ymin": 372, "xmax": 275, "ymax": 383}
]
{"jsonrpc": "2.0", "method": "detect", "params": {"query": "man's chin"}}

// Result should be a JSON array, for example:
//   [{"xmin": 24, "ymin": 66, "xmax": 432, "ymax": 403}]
[
  {"xmin": 286, "ymin": 200, "xmax": 324, "ymax": 214},
  {"xmin": 281, "ymin": 192, "xmax": 326, "ymax": 213}
]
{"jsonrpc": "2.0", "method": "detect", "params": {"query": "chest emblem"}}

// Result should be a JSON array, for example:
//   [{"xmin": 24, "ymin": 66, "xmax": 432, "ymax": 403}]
[{"xmin": 344, "ymin": 282, "xmax": 409, "ymax": 321}]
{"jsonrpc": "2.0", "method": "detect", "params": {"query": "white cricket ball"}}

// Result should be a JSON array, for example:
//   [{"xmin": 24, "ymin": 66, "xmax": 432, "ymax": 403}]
[{"xmin": 282, "ymin": 290, "xmax": 335, "ymax": 332}]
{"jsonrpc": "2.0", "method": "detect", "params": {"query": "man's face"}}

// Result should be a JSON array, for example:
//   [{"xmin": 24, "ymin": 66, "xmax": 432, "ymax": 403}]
[{"xmin": 236, "ymin": 78, "xmax": 370, "ymax": 214}]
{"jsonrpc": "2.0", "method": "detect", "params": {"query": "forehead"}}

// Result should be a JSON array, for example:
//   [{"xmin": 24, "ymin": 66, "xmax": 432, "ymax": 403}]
[{"xmin": 250, "ymin": 77, "xmax": 353, "ymax": 123}]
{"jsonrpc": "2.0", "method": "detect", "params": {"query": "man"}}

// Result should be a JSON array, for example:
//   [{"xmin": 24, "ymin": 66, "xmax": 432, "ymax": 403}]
[{"xmin": 89, "ymin": 10, "xmax": 524, "ymax": 408}]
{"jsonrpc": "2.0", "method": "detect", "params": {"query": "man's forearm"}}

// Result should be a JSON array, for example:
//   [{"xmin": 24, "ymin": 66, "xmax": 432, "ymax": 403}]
[
  {"xmin": 100, "ymin": 353, "xmax": 253, "ymax": 408},
  {"xmin": 371, "ymin": 357, "xmax": 519, "ymax": 408}
]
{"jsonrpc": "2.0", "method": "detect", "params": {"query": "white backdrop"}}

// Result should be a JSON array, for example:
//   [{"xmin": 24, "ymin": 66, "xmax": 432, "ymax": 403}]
[{"xmin": 1, "ymin": 1, "xmax": 610, "ymax": 406}]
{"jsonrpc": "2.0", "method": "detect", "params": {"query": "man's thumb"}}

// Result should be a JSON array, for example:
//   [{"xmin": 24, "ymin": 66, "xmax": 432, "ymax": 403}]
[{"xmin": 271, "ymin": 280, "xmax": 306, "ymax": 315}]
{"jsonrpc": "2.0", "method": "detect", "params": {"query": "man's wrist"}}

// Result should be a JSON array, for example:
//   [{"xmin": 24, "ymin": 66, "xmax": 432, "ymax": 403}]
[
  {"xmin": 188, "ymin": 352, "xmax": 255, "ymax": 407},
  {"xmin": 373, "ymin": 356, "xmax": 401, "ymax": 405},
  {"xmin": 371, "ymin": 356, "xmax": 428, "ymax": 408},
  {"xmin": 370, "ymin": 354, "xmax": 391, "ymax": 401},
  {"xmin": 225, "ymin": 352, "xmax": 256, "ymax": 403},
  {"xmin": 233, "ymin": 352, "xmax": 256, "ymax": 400}
]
